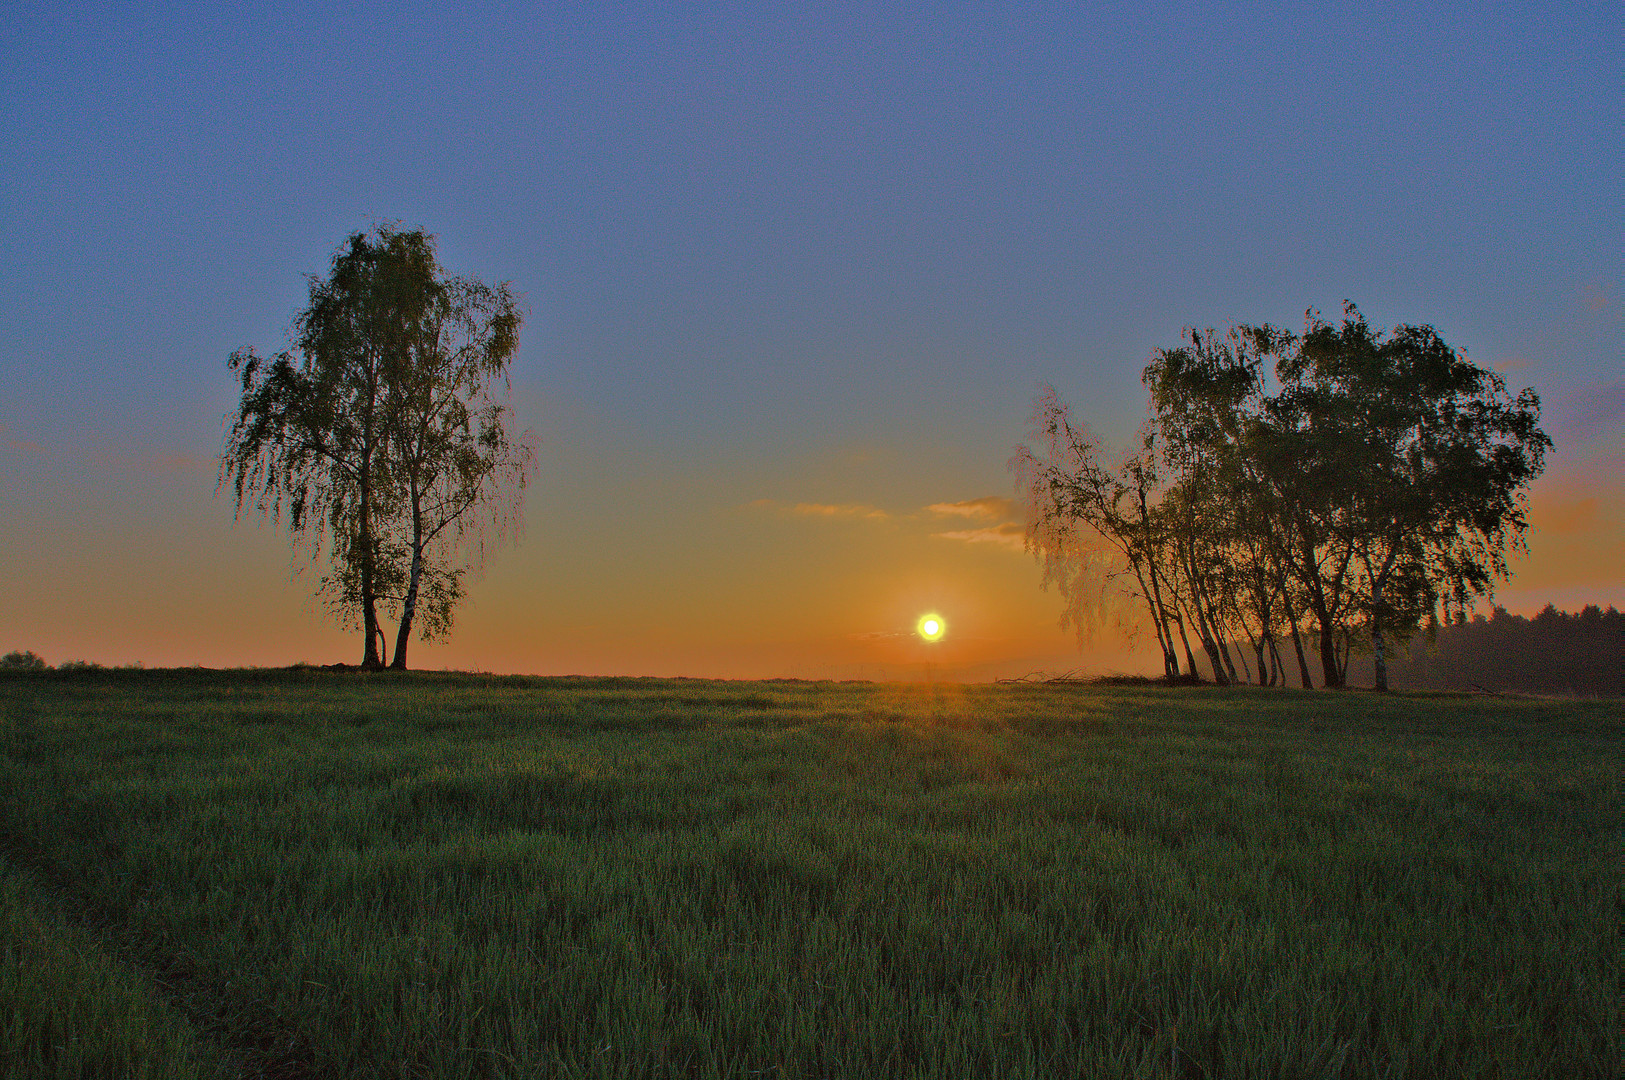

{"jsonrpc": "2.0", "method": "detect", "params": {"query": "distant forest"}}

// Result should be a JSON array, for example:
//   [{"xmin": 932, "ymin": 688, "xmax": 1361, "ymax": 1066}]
[{"xmin": 1331, "ymin": 605, "xmax": 1619, "ymax": 696}]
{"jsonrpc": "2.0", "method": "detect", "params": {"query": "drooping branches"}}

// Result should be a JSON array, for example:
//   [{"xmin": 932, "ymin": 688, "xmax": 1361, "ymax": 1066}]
[{"xmin": 1010, "ymin": 388, "xmax": 1184, "ymax": 679}]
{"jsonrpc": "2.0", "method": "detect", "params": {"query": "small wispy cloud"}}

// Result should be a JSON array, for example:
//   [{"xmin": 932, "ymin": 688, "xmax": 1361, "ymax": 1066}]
[
  {"xmin": 0, "ymin": 424, "xmax": 44, "ymax": 454},
  {"xmin": 848, "ymin": 629, "xmax": 908, "ymax": 642},
  {"xmin": 1555, "ymin": 381, "xmax": 1625, "ymax": 442},
  {"xmin": 792, "ymin": 502, "xmax": 888, "ymax": 520},
  {"xmin": 927, "ymin": 496, "xmax": 1015, "ymax": 520},
  {"xmin": 926, "ymin": 495, "xmax": 1027, "ymax": 553},
  {"xmin": 1580, "ymin": 281, "xmax": 1611, "ymax": 313},
  {"xmin": 932, "ymin": 521, "xmax": 1027, "ymax": 552},
  {"xmin": 746, "ymin": 498, "xmax": 889, "ymax": 521}
]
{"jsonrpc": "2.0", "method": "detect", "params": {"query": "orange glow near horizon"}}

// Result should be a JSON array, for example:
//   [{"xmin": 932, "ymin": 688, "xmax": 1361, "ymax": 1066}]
[{"xmin": 0, "ymin": 408, "xmax": 1618, "ymax": 682}]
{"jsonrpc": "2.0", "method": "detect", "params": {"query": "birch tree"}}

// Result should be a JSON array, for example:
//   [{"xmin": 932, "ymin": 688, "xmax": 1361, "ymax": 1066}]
[
  {"xmin": 1011, "ymin": 387, "xmax": 1186, "ymax": 679},
  {"xmin": 380, "ymin": 273, "xmax": 531, "ymax": 669},
  {"xmin": 1273, "ymin": 305, "xmax": 1549, "ymax": 690},
  {"xmin": 221, "ymin": 226, "xmax": 532, "ymax": 669}
]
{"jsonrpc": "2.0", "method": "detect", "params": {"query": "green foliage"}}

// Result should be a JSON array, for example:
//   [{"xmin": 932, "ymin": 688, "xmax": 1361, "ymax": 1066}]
[
  {"xmin": 0, "ymin": 671, "xmax": 1616, "ymax": 1078},
  {"xmin": 0, "ymin": 650, "xmax": 48, "ymax": 671},
  {"xmin": 1263, "ymin": 306, "xmax": 1550, "ymax": 688}
]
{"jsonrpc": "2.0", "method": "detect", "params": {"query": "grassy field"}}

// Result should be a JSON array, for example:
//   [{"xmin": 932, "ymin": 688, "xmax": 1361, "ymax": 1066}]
[{"xmin": 0, "ymin": 670, "xmax": 1617, "ymax": 1079}]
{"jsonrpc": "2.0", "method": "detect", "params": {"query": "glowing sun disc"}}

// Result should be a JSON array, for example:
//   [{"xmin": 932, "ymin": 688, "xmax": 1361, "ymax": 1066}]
[{"xmin": 917, "ymin": 614, "xmax": 945, "ymax": 642}]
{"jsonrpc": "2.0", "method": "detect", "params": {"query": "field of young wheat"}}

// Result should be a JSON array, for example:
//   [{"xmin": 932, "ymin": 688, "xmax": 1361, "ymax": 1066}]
[{"xmin": 0, "ymin": 669, "xmax": 1617, "ymax": 1079}]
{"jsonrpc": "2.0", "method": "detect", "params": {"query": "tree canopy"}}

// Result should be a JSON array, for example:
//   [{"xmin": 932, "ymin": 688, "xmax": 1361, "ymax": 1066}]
[
  {"xmin": 220, "ymin": 226, "xmax": 533, "ymax": 669},
  {"xmin": 1014, "ymin": 303, "xmax": 1550, "ymax": 689}
]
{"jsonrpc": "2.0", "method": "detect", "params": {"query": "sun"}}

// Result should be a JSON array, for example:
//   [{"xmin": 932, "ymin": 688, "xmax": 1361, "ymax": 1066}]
[{"xmin": 917, "ymin": 614, "xmax": 945, "ymax": 642}]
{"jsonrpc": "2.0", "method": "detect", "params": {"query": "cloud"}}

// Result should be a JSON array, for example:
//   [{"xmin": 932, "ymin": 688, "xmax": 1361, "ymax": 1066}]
[
  {"xmin": 848, "ymin": 629, "xmax": 907, "ymax": 642},
  {"xmin": 1580, "ymin": 281, "xmax": 1611, "ymax": 313},
  {"xmin": 1554, "ymin": 381, "xmax": 1625, "ymax": 442},
  {"xmin": 792, "ymin": 502, "xmax": 888, "ymax": 520},
  {"xmin": 932, "ymin": 522, "xmax": 1028, "ymax": 552},
  {"xmin": 927, "ymin": 496, "xmax": 1016, "ymax": 520},
  {"xmin": 925, "ymin": 495, "xmax": 1027, "ymax": 552},
  {"xmin": 747, "ymin": 499, "xmax": 889, "ymax": 521},
  {"xmin": 0, "ymin": 424, "xmax": 44, "ymax": 454}
]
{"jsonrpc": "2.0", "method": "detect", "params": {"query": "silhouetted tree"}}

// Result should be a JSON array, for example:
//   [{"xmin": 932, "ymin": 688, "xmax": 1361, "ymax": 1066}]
[
  {"xmin": 221, "ymin": 226, "xmax": 531, "ymax": 669},
  {"xmin": 1143, "ymin": 327, "xmax": 1274, "ymax": 684}
]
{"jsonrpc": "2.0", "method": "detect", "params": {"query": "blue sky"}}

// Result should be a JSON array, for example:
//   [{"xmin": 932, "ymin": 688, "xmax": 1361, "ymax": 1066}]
[{"xmin": 2, "ymin": 2, "xmax": 1619, "ymax": 673}]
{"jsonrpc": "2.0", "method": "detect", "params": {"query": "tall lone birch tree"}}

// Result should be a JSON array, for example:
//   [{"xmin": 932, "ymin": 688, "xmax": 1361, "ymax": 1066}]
[{"xmin": 220, "ymin": 226, "xmax": 532, "ymax": 669}]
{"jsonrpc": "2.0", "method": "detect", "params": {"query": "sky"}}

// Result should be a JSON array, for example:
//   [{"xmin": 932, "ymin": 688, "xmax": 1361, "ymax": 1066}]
[{"xmin": 2, "ymin": 2, "xmax": 1619, "ymax": 679}]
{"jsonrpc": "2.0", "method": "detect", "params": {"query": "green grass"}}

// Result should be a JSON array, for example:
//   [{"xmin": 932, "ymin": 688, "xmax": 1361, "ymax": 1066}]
[{"xmin": 0, "ymin": 669, "xmax": 1618, "ymax": 1078}]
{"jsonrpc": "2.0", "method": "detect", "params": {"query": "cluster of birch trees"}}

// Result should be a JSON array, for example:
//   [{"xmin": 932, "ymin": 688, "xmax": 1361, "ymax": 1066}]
[{"xmin": 1012, "ymin": 304, "xmax": 1550, "ymax": 690}]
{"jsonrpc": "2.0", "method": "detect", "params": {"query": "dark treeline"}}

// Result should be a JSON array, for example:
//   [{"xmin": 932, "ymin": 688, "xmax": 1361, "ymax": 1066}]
[
  {"xmin": 1014, "ymin": 303, "xmax": 1551, "ymax": 691},
  {"xmin": 1343, "ymin": 604, "xmax": 1624, "ymax": 696}
]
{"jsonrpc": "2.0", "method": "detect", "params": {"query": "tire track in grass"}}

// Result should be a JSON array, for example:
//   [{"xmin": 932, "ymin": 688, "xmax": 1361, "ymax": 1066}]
[
  {"xmin": 132, "ymin": 944, "xmax": 322, "ymax": 1080},
  {"xmin": 0, "ymin": 847, "xmax": 321, "ymax": 1080}
]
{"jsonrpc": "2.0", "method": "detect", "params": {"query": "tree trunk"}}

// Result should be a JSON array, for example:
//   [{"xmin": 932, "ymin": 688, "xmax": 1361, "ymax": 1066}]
[
  {"xmin": 1132, "ymin": 556, "xmax": 1178, "ymax": 680},
  {"xmin": 1149, "ymin": 586, "xmax": 1179, "ymax": 680},
  {"xmin": 1304, "ymin": 568, "xmax": 1342, "ymax": 688},
  {"xmin": 1213, "ymin": 614, "xmax": 1239, "ymax": 684},
  {"xmin": 1136, "ymin": 491, "xmax": 1179, "ymax": 680},
  {"xmin": 1280, "ymin": 588, "xmax": 1314, "ymax": 689},
  {"xmin": 1183, "ymin": 623, "xmax": 1209, "ymax": 682},
  {"xmin": 390, "ymin": 489, "xmax": 426, "ymax": 671},
  {"xmin": 1371, "ymin": 577, "xmax": 1388, "ymax": 692},
  {"xmin": 1179, "ymin": 542, "xmax": 1230, "ymax": 686},
  {"xmin": 358, "ymin": 463, "xmax": 382, "ymax": 670},
  {"xmin": 1192, "ymin": 605, "xmax": 1229, "ymax": 687},
  {"xmin": 1172, "ymin": 615, "xmax": 1200, "ymax": 682},
  {"xmin": 1234, "ymin": 638, "xmax": 1253, "ymax": 685},
  {"xmin": 1293, "ymin": 534, "xmax": 1343, "ymax": 688},
  {"xmin": 1318, "ymin": 621, "xmax": 1341, "ymax": 688},
  {"xmin": 1291, "ymin": 623, "xmax": 1312, "ymax": 688},
  {"xmin": 1223, "ymin": 640, "xmax": 1241, "ymax": 684},
  {"xmin": 390, "ymin": 547, "xmax": 423, "ymax": 670}
]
